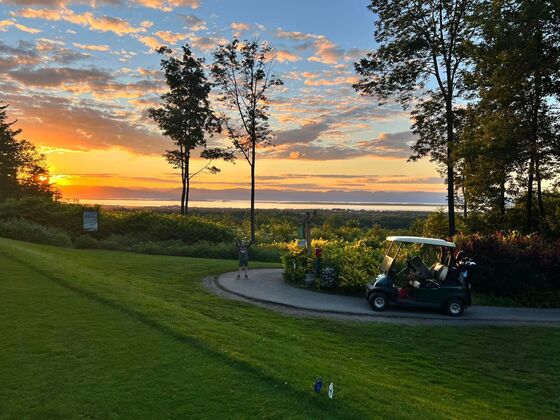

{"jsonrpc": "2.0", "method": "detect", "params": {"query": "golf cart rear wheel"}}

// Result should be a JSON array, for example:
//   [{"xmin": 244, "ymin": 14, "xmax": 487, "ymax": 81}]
[
  {"xmin": 445, "ymin": 299, "xmax": 464, "ymax": 317},
  {"xmin": 369, "ymin": 293, "xmax": 387, "ymax": 312}
]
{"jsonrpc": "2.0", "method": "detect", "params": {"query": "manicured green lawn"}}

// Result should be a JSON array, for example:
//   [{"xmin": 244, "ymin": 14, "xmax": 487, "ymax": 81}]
[{"xmin": 0, "ymin": 237, "xmax": 559, "ymax": 419}]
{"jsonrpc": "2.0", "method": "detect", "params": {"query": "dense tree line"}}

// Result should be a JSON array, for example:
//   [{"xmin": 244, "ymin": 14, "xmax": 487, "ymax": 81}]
[{"xmin": 356, "ymin": 0, "xmax": 560, "ymax": 236}]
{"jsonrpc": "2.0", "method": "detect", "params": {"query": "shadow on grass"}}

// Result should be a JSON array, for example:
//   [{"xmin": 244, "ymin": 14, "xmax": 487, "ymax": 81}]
[{"xmin": 3, "ymin": 250, "xmax": 364, "ymax": 419}]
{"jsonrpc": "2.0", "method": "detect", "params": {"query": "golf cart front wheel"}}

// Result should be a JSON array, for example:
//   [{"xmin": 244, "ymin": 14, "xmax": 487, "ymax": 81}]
[
  {"xmin": 445, "ymin": 299, "xmax": 464, "ymax": 317},
  {"xmin": 369, "ymin": 293, "xmax": 387, "ymax": 312}
]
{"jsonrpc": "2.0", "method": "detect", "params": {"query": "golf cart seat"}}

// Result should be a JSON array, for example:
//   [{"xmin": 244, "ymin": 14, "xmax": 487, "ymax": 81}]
[
  {"xmin": 431, "ymin": 263, "xmax": 449, "ymax": 282},
  {"xmin": 408, "ymin": 256, "xmax": 432, "ymax": 280}
]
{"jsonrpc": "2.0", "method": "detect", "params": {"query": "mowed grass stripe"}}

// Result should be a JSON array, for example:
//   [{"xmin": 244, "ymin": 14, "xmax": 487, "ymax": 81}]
[
  {"xmin": 0, "ymin": 249, "xmax": 360, "ymax": 419},
  {"xmin": 0, "ymin": 237, "xmax": 559, "ymax": 419}
]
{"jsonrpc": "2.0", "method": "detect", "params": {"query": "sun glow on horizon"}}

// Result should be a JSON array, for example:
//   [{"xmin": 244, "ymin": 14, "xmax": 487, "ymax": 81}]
[{"xmin": 1, "ymin": 0, "xmax": 443, "ymax": 202}]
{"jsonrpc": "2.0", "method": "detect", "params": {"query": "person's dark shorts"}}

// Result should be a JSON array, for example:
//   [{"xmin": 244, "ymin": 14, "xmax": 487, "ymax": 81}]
[{"xmin": 239, "ymin": 259, "xmax": 249, "ymax": 267}]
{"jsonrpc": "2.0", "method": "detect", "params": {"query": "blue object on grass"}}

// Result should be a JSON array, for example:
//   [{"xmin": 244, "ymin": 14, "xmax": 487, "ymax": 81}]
[{"xmin": 314, "ymin": 377, "xmax": 323, "ymax": 393}]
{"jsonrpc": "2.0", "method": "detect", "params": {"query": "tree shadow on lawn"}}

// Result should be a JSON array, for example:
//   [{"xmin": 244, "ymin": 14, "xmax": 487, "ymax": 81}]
[{"xmin": 4, "ymin": 250, "xmax": 365, "ymax": 419}]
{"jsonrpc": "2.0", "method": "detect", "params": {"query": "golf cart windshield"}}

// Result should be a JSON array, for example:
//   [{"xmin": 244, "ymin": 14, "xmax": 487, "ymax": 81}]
[
  {"xmin": 381, "ymin": 236, "xmax": 456, "ymax": 279},
  {"xmin": 380, "ymin": 240, "xmax": 400, "ymax": 273}
]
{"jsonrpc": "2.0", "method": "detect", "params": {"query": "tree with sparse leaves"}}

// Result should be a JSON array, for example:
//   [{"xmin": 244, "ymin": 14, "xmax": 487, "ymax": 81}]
[
  {"xmin": 354, "ymin": 0, "xmax": 479, "ymax": 236},
  {"xmin": 211, "ymin": 38, "xmax": 283, "ymax": 243},
  {"xmin": 0, "ymin": 103, "xmax": 53, "ymax": 201},
  {"xmin": 149, "ymin": 45, "xmax": 234, "ymax": 215}
]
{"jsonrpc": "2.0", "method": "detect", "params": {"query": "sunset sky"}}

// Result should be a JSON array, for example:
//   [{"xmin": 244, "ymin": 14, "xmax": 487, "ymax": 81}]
[{"xmin": 0, "ymin": 0, "xmax": 444, "ymax": 203}]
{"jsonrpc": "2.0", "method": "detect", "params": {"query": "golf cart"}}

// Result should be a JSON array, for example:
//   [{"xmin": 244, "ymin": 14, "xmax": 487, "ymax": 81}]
[{"xmin": 365, "ymin": 236, "xmax": 475, "ymax": 317}]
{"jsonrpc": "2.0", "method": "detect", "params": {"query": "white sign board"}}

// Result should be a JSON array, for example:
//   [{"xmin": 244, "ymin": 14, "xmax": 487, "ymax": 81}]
[{"xmin": 83, "ymin": 209, "xmax": 98, "ymax": 232}]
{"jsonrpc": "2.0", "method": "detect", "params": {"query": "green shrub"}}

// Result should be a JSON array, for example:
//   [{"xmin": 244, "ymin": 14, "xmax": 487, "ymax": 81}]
[
  {"xmin": 73, "ymin": 234, "xmax": 104, "ymax": 249},
  {"xmin": 282, "ymin": 244, "xmax": 313, "ymax": 284},
  {"xmin": 0, "ymin": 197, "xmax": 83, "ymax": 235},
  {"xmin": 282, "ymin": 239, "xmax": 383, "ymax": 292},
  {"xmin": 0, "ymin": 198, "xmax": 236, "ymax": 244},
  {"xmin": 99, "ymin": 211, "xmax": 235, "ymax": 244},
  {"xmin": 73, "ymin": 234, "xmax": 280, "ymax": 262},
  {"xmin": 0, "ymin": 218, "xmax": 73, "ymax": 247}
]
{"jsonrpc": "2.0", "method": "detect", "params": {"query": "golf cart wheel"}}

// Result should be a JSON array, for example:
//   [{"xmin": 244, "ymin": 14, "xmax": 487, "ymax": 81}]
[
  {"xmin": 445, "ymin": 299, "xmax": 464, "ymax": 317},
  {"xmin": 369, "ymin": 293, "xmax": 387, "ymax": 312}
]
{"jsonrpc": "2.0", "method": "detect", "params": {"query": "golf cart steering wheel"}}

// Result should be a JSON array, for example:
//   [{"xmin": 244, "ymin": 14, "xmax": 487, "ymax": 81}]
[
  {"xmin": 394, "ymin": 259, "xmax": 412, "ymax": 279},
  {"xmin": 424, "ymin": 279, "xmax": 439, "ymax": 288},
  {"xmin": 406, "ymin": 257, "xmax": 414, "ymax": 270},
  {"xmin": 394, "ymin": 257, "xmax": 415, "ymax": 279},
  {"xmin": 406, "ymin": 256, "xmax": 424, "ymax": 273}
]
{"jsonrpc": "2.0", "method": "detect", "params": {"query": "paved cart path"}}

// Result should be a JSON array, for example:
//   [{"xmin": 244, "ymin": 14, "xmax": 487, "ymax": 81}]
[{"xmin": 209, "ymin": 269, "xmax": 560, "ymax": 326}]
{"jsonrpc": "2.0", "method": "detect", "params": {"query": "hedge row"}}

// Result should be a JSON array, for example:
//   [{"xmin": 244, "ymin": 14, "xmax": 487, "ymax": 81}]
[
  {"xmin": 0, "ymin": 197, "xmax": 235, "ymax": 244},
  {"xmin": 0, "ymin": 217, "xmax": 280, "ymax": 262},
  {"xmin": 454, "ymin": 232, "xmax": 560, "ymax": 307},
  {"xmin": 283, "ymin": 233, "xmax": 560, "ymax": 307}
]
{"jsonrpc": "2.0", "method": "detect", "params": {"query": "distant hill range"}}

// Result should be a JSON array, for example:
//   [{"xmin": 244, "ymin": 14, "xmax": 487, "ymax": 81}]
[{"xmin": 60, "ymin": 185, "xmax": 447, "ymax": 205}]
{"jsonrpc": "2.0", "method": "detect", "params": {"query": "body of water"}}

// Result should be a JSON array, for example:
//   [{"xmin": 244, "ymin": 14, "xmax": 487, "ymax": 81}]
[{"xmin": 69, "ymin": 198, "xmax": 445, "ymax": 212}]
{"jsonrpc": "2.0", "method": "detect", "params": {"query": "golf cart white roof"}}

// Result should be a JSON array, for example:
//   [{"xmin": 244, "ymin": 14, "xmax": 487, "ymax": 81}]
[{"xmin": 386, "ymin": 236, "xmax": 456, "ymax": 248}]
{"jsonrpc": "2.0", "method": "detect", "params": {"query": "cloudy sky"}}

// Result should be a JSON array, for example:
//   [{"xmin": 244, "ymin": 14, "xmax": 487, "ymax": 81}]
[{"xmin": 0, "ymin": 0, "xmax": 443, "ymax": 202}]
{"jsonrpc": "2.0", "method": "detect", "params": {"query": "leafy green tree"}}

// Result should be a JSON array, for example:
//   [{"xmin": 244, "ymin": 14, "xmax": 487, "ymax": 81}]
[
  {"xmin": 211, "ymin": 38, "xmax": 283, "ymax": 243},
  {"xmin": 354, "ymin": 0, "xmax": 479, "ymax": 236},
  {"xmin": 454, "ymin": 103, "xmax": 520, "ymax": 220},
  {"xmin": 467, "ymin": 0, "xmax": 560, "ymax": 231},
  {"xmin": 0, "ymin": 104, "xmax": 53, "ymax": 201},
  {"xmin": 0, "ymin": 104, "xmax": 21, "ymax": 199},
  {"xmin": 149, "ymin": 46, "xmax": 234, "ymax": 215}
]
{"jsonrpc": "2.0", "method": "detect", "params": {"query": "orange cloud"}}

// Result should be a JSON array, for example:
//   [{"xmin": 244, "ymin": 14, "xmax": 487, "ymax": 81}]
[
  {"xmin": 7, "ymin": 65, "xmax": 162, "ymax": 101},
  {"xmin": 302, "ymin": 71, "xmax": 319, "ymax": 79},
  {"xmin": 308, "ymin": 38, "xmax": 344, "ymax": 65},
  {"xmin": 154, "ymin": 30, "xmax": 185, "ymax": 44},
  {"xmin": 137, "ymin": 35, "xmax": 161, "ymax": 50},
  {"xmin": 17, "ymin": 8, "xmax": 150, "ymax": 36},
  {"xmin": 7, "ymin": 94, "xmax": 168, "ymax": 154},
  {"xmin": 275, "ymin": 50, "xmax": 301, "ymax": 63},
  {"xmin": 135, "ymin": 0, "xmax": 200, "ymax": 12},
  {"xmin": 304, "ymin": 76, "xmax": 358, "ymax": 86},
  {"xmin": 0, "ymin": 18, "xmax": 41, "ymax": 33},
  {"xmin": 73, "ymin": 42, "xmax": 110, "ymax": 51},
  {"xmin": 275, "ymin": 28, "xmax": 322, "ymax": 41},
  {"xmin": 230, "ymin": 22, "xmax": 250, "ymax": 32}
]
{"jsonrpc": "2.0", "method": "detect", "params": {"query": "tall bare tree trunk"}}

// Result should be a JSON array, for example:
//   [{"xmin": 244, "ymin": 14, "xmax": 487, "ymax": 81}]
[
  {"xmin": 536, "ymin": 157, "xmax": 544, "ymax": 220},
  {"xmin": 250, "ymin": 137, "xmax": 256, "ymax": 244},
  {"xmin": 445, "ymin": 100, "xmax": 456, "ymax": 237},
  {"xmin": 499, "ymin": 178, "xmax": 506, "ymax": 217},
  {"xmin": 527, "ymin": 75, "xmax": 541, "ymax": 231},
  {"xmin": 180, "ymin": 177, "xmax": 186, "ymax": 215},
  {"xmin": 526, "ymin": 153, "xmax": 535, "ymax": 231},
  {"xmin": 180, "ymin": 145, "xmax": 186, "ymax": 215},
  {"xmin": 185, "ymin": 150, "xmax": 190, "ymax": 215},
  {"xmin": 461, "ymin": 172, "xmax": 467, "ymax": 220}
]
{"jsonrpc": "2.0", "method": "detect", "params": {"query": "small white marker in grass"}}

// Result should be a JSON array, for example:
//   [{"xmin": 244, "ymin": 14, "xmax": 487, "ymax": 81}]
[{"xmin": 328, "ymin": 382, "xmax": 334, "ymax": 399}]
